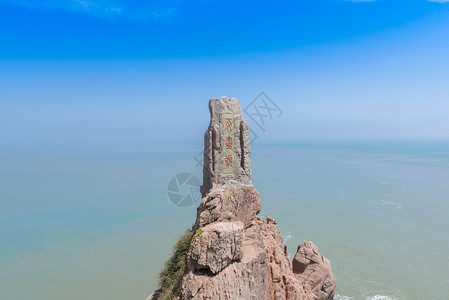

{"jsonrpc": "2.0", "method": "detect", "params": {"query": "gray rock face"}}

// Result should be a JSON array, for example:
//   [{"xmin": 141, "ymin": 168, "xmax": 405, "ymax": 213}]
[
  {"xmin": 201, "ymin": 97, "xmax": 252, "ymax": 195},
  {"xmin": 195, "ymin": 186, "xmax": 261, "ymax": 229},
  {"xmin": 182, "ymin": 216, "xmax": 337, "ymax": 300},
  {"xmin": 293, "ymin": 241, "xmax": 337, "ymax": 300},
  {"xmin": 182, "ymin": 220, "xmax": 269, "ymax": 300},
  {"xmin": 188, "ymin": 221, "xmax": 244, "ymax": 274},
  {"xmin": 150, "ymin": 97, "xmax": 336, "ymax": 300}
]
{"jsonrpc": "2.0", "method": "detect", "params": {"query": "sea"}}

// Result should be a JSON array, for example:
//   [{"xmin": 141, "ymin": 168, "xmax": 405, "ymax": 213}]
[{"xmin": 0, "ymin": 141, "xmax": 448, "ymax": 299}]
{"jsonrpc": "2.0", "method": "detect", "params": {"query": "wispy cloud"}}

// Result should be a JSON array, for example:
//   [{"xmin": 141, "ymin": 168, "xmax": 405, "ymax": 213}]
[
  {"xmin": 345, "ymin": 0, "xmax": 449, "ymax": 3},
  {"xmin": 3, "ymin": 0, "xmax": 448, "ymax": 23},
  {"xmin": 344, "ymin": 0, "xmax": 377, "ymax": 2},
  {"xmin": 0, "ymin": 0, "xmax": 181, "ymax": 22}
]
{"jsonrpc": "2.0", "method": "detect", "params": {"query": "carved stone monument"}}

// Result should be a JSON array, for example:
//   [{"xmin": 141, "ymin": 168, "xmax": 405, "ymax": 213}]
[
  {"xmin": 148, "ymin": 96, "xmax": 336, "ymax": 300},
  {"xmin": 201, "ymin": 96, "xmax": 252, "ymax": 195}
]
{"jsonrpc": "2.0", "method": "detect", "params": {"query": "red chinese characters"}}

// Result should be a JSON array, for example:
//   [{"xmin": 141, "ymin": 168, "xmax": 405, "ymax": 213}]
[
  {"xmin": 222, "ymin": 113, "xmax": 235, "ymax": 174},
  {"xmin": 226, "ymin": 136, "xmax": 233, "ymax": 150},
  {"xmin": 225, "ymin": 118, "xmax": 233, "ymax": 133},
  {"xmin": 224, "ymin": 154, "xmax": 233, "ymax": 168}
]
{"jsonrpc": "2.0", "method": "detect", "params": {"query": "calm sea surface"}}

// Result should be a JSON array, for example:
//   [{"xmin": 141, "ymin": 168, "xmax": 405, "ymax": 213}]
[{"xmin": 0, "ymin": 142, "xmax": 448, "ymax": 299}]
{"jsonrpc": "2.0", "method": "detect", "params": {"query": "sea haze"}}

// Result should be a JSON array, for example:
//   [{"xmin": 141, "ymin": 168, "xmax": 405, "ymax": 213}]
[{"xmin": 0, "ymin": 141, "xmax": 448, "ymax": 299}]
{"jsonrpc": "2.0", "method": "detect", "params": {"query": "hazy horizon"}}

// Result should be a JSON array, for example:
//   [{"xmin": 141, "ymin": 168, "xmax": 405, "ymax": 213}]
[{"xmin": 1, "ymin": 0, "xmax": 449, "ymax": 146}]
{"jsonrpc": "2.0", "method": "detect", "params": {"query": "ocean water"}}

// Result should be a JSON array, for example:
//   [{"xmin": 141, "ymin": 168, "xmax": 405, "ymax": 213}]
[{"xmin": 0, "ymin": 142, "xmax": 448, "ymax": 299}]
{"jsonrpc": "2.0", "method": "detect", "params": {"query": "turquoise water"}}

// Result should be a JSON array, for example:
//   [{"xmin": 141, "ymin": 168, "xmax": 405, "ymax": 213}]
[{"xmin": 1, "ymin": 142, "xmax": 448, "ymax": 299}]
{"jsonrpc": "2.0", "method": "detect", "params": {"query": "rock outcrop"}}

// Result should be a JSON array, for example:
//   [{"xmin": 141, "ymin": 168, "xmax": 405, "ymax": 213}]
[
  {"xmin": 195, "ymin": 186, "xmax": 261, "ymax": 228},
  {"xmin": 187, "ymin": 221, "xmax": 244, "ymax": 274},
  {"xmin": 292, "ymin": 241, "xmax": 336, "ymax": 300},
  {"xmin": 201, "ymin": 97, "xmax": 252, "ymax": 195},
  {"xmin": 151, "ymin": 97, "xmax": 336, "ymax": 300}
]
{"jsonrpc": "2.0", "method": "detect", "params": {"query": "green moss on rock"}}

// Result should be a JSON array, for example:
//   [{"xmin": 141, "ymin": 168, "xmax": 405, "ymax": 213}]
[
  {"xmin": 155, "ymin": 226, "xmax": 195, "ymax": 300},
  {"xmin": 190, "ymin": 228, "xmax": 203, "ymax": 246}
]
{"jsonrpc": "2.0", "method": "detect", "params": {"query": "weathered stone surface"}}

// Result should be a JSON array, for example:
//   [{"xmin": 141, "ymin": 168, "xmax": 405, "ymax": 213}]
[
  {"xmin": 188, "ymin": 221, "xmax": 244, "ymax": 274},
  {"xmin": 149, "ymin": 97, "xmax": 336, "ymax": 300},
  {"xmin": 254, "ymin": 216, "xmax": 308, "ymax": 300},
  {"xmin": 182, "ymin": 216, "xmax": 338, "ymax": 300},
  {"xmin": 293, "ymin": 241, "xmax": 337, "ymax": 300},
  {"xmin": 196, "ymin": 185, "xmax": 261, "ymax": 228},
  {"xmin": 201, "ymin": 97, "xmax": 252, "ymax": 195},
  {"xmin": 181, "ymin": 218, "xmax": 269, "ymax": 300}
]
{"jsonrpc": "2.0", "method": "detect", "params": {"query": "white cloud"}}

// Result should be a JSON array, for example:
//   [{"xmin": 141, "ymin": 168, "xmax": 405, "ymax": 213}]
[
  {"xmin": 344, "ymin": 0, "xmax": 377, "ymax": 2},
  {"xmin": 0, "ymin": 0, "xmax": 180, "ymax": 22}
]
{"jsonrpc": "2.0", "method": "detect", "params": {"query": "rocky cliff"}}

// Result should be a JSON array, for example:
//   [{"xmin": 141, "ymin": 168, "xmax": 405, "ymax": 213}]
[{"xmin": 150, "ymin": 97, "xmax": 336, "ymax": 300}]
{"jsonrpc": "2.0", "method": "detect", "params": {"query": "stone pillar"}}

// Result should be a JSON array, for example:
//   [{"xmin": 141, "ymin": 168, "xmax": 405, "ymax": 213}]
[{"xmin": 201, "ymin": 96, "xmax": 252, "ymax": 195}]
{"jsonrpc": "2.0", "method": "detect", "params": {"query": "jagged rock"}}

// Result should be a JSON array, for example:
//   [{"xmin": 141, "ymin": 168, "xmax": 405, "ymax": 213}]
[
  {"xmin": 150, "ymin": 97, "xmax": 336, "ymax": 300},
  {"xmin": 188, "ymin": 221, "xmax": 244, "ymax": 274},
  {"xmin": 201, "ymin": 97, "xmax": 252, "ymax": 195},
  {"xmin": 196, "ymin": 186, "xmax": 261, "ymax": 228},
  {"xmin": 182, "ymin": 220, "xmax": 269, "ymax": 300},
  {"xmin": 293, "ymin": 241, "xmax": 337, "ymax": 300},
  {"xmin": 254, "ymin": 216, "xmax": 309, "ymax": 300},
  {"xmin": 183, "ymin": 216, "xmax": 337, "ymax": 300}
]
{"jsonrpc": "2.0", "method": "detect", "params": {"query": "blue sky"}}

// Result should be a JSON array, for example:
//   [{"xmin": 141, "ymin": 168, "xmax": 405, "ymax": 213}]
[{"xmin": 1, "ymin": 0, "xmax": 449, "ymax": 146}]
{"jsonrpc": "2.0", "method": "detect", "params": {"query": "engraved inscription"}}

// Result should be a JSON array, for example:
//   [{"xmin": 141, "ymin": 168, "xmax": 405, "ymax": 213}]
[{"xmin": 222, "ymin": 113, "xmax": 235, "ymax": 174}]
